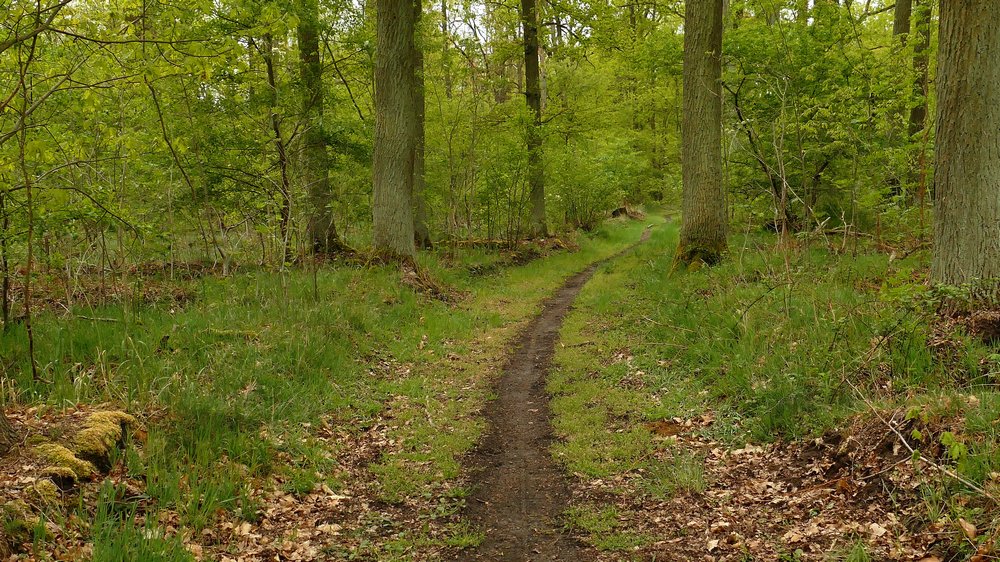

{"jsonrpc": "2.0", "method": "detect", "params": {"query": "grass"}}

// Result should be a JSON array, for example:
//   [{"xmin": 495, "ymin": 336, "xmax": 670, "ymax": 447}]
[
  {"xmin": 639, "ymin": 449, "xmax": 706, "ymax": 499},
  {"xmin": 551, "ymin": 220, "xmax": 1000, "ymax": 548},
  {"xmin": 0, "ymin": 217, "xmax": 652, "ymax": 558},
  {"xmin": 563, "ymin": 504, "xmax": 651, "ymax": 552}
]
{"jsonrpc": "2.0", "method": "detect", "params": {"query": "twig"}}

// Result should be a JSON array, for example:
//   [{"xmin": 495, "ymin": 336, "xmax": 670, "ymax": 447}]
[
  {"xmin": 75, "ymin": 315, "xmax": 121, "ymax": 322},
  {"xmin": 844, "ymin": 377, "xmax": 997, "ymax": 503}
]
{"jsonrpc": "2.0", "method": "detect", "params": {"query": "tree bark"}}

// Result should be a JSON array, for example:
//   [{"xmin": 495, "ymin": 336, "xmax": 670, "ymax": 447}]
[
  {"xmin": 412, "ymin": 0, "xmax": 432, "ymax": 250},
  {"xmin": 522, "ymin": 0, "xmax": 546, "ymax": 237},
  {"xmin": 931, "ymin": 1, "xmax": 1000, "ymax": 292},
  {"xmin": 893, "ymin": 0, "xmax": 911, "ymax": 39},
  {"xmin": 298, "ymin": 0, "xmax": 342, "ymax": 254},
  {"xmin": 262, "ymin": 34, "xmax": 293, "ymax": 263},
  {"xmin": 440, "ymin": 0, "xmax": 452, "ymax": 98},
  {"xmin": 677, "ymin": 0, "xmax": 726, "ymax": 266},
  {"xmin": 373, "ymin": 0, "xmax": 417, "ymax": 260},
  {"xmin": 907, "ymin": 0, "xmax": 931, "ymax": 139}
]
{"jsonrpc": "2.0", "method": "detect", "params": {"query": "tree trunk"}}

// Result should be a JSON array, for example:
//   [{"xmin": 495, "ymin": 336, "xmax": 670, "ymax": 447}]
[
  {"xmin": 373, "ymin": 0, "xmax": 417, "ymax": 260},
  {"xmin": 931, "ymin": 1, "xmax": 1000, "ymax": 293},
  {"xmin": 522, "ymin": 0, "xmax": 546, "ymax": 237},
  {"xmin": 412, "ymin": 0, "xmax": 432, "ymax": 250},
  {"xmin": 262, "ymin": 35, "xmax": 293, "ymax": 263},
  {"xmin": 298, "ymin": 0, "xmax": 342, "ymax": 254},
  {"xmin": 440, "ymin": 0, "xmax": 452, "ymax": 98},
  {"xmin": 893, "ymin": 0, "xmax": 911, "ymax": 39},
  {"xmin": 677, "ymin": 0, "xmax": 726, "ymax": 266},
  {"xmin": 908, "ymin": 0, "xmax": 931, "ymax": 139}
]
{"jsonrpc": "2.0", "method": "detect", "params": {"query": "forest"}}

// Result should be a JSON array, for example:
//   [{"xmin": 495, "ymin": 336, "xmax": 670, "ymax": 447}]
[{"xmin": 0, "ymin": 0, "xmax": 998, "ymax": 560}]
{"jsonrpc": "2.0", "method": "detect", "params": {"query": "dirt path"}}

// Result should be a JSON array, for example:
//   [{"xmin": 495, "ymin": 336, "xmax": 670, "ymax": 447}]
[{"xmin": 455, "ymin": 227, "xmax": 653, "ymax": 562}]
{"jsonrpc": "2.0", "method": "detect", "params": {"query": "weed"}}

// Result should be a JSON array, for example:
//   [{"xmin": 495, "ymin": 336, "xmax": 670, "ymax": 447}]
[{"xmin": 640, "ymin": 450, "xmax": 707, "ymax": 498}]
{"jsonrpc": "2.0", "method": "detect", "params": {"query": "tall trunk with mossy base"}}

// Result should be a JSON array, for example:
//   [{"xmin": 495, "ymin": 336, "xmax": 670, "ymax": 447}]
[
  {"xmin": 677, "ymin": 0, "xmax": 726, "ymax": 266},
  {"xmin": 522, "ymin": 0, "xmax": 546, "ymax": 238},
  {"xmin": 931, "ymin": 1, "xmax": 1000, "ymax": 295},
  {"xmin": 298, "ymin": 0, "xmax": 342, "ymax": 254},
  {"xmin": 412, "ymin": 0, "xmax": 433, "ymax": 250},
  {"xmin": 373, "ymin": 0, "xmax": 417, "ymax": 260}
]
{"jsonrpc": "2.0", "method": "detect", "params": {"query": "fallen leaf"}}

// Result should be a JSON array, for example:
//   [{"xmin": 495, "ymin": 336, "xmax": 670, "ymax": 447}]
[
  {"xmin": 959, "ymin": 518, "xmax": 977, "ymax": 540},
  {"xmin": 869, "ymin": 522, "xmax": 887, "ymax": 538}
]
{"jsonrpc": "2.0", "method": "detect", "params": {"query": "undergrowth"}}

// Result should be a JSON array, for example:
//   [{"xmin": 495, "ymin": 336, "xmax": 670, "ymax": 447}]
[
  {"xmin": 0, "ymin": 217, "xmax": 652, "ymax": 558},
  {"xmin": 552, "ymin": 222, "xmax": 1000, "ymax": 550}
]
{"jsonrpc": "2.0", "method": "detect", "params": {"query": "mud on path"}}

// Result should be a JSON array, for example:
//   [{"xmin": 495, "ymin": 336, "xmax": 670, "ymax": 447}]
[{"xmin": 455, "ymin": 226, "xmax": 654, "ymax": 562}]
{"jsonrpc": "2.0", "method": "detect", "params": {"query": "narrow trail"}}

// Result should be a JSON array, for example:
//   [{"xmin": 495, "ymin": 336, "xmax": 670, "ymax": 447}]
[{"xmin": 455, "ymin": 226, "xmax": 654, "ymax": 562}]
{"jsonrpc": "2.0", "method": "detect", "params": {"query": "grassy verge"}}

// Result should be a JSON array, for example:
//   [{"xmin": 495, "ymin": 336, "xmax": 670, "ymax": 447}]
[
  {"xmin": 0, "ymin": 217, "xmax": 651, "ymax": 560},
  {"xmin": 552, "ymin": 222, "xmax": 1000, "ymax": 559}
]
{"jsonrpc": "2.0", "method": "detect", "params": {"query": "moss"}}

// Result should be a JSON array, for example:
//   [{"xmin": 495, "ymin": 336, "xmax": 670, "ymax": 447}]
[
  {"xmin": 24, "ymin": 434, "xmax": 47, "ymax": 446},
  {"xmin": 73, "ymin": 411, "xmax": 136, "ymax": 464},
  {"xmin": 26, "ymin": 479, "xmax": 60, "ymax": 506},
  {"xmin": 673, "ymin": 241, "xmax": 725, "ymax": 269},
  {"xmin": 33, "ymin": 443, "xmax": 96, "ymax": 480},
  {"xmin": 1, "ymin": 499, "xmax": 38, "ymax": 546},
  {"xmin": 39, "ymin": 465, "xmax": 77, "ymax": 489}
]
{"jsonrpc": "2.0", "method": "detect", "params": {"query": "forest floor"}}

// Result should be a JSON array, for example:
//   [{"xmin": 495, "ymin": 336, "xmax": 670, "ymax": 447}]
[{"xmin": 1, "ymin": 213, "xmax": 998, "ymax": 562}]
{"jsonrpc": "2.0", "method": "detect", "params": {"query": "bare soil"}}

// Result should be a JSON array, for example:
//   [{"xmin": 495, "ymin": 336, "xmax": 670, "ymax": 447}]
[{"xmin": 453, "ymin": 227, "xmax": 653, "ymax": 562}]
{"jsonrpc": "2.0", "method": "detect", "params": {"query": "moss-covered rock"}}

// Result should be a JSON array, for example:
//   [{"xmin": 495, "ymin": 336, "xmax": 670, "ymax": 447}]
[
  {"xmin": 26, "ymin": 479, "xmax": 60, "ymax": 506},
  {"xmin": 73, "ymin": 410, "xmax": 136, "ymax": 468},
  {"xmin": 1, "ymin": 499, "xmax": 39, "ymax": 554},
  {"xmin": 39, "ymin": 465, "xmax": 77, "ymax": 490},
  {"xmin": 33, "ymin": 443, "xmax": 96, "ymax": 481}
]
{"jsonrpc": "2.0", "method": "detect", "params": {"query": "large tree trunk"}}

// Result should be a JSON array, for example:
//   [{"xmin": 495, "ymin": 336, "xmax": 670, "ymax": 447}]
[
  {"xmin": 522, "ymin": 0, "xmax": 546, "ymax": 237},
  {"xmin": 298, "ymin": 0, "xmax": 342, "ymax": 254},
  {"xmin": 893, "ymin": 0, "xmax": 911, "ymax": 39},
  {"xmin": 931, "ymin": 2, "xmax": 1000, "ymax": 292},
  {"xmin": 412, "ymin": 0, "xmax": 432, "ymax": 250},
  {"xmin": 373, "ymin": 0, "xmax": 417, "ymax": 260},
  {"xmin": 677, "ymin": 0, "xmax": 726, "ymax": 266}
]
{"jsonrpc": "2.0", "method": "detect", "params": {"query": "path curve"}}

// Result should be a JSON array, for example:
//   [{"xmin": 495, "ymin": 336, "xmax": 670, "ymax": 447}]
[{"xmin": 454, "ymin": 225, "xmax": 654, "ymax": 562}]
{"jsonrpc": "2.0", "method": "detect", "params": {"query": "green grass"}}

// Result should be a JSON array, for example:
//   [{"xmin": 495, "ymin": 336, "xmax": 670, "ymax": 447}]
[
  {"xmin": 639, "ymin": 449, "xmax": 706, "ymax": 499},
  {"xmin": 0, "ymin": 217, "xmax": 652, "ymax": 557},
  {"xmin": 563, "ymin": 504, "xmax": 651, "ymax": 552}
]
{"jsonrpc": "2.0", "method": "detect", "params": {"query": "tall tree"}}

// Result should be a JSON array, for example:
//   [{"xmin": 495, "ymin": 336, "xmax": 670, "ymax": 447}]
[
  {"xmin": 298, "ymin": 0, "xmax": 342, "ymax": 254},
  {"xmin": 522, "ymin": 0, "xmax": 546, "ymax": 237},
  {"xmin": 893, "ymin": 0, "xmax": 911, "ymax": 39},
  {"xmin": 373, "ymin": 0, "xmax": 417, "ymax": 259},
  {"xmin": 412, "ymin": 0, "xmax": 432, "ymax": 249},
  {"xmin": 677, "ymin": 0, "xmax": 726, "ymax": 266},
  {"xmin": 931, "ymin": 2, "xmax": 1000, "ymax": 289}
]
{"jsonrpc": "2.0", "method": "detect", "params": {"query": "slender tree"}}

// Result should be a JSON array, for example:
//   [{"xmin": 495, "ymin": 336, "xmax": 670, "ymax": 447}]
[
  {"xmin": 908, "ymin": 0, "xmax": 932, "ymax": 140},
  {"xmin": 931, "ymin": 1, "xmax": 1000, "ymax": 292},
  {"xmin": 298, "ymin": 0, "xmax": 343, "ymax": 254},
  {"xmin": 521, "ymin": 0, "xmax": 546, "ymax": 237},
  {"xmin": 373, "ymin": 0, "xmax": 417, "ymax": 259},
  {"xmin": 676, "ymin": 0, "xmax": 726, "ymax": 266},
  {"xmin": 412, "ymin": 0, "xmax": 432, "ymax": 249}
]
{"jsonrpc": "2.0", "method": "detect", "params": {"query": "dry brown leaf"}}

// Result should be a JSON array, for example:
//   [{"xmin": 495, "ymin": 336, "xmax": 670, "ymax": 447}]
[{"xmin": 959, "ymin": 518, "xmax": 977, "ymax": 540}]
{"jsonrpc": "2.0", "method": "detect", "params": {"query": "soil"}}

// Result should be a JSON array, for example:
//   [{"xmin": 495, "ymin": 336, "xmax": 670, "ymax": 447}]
[{"xmin": 454, "ymin": 227, "xmax": 653, "ymax": 562}]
